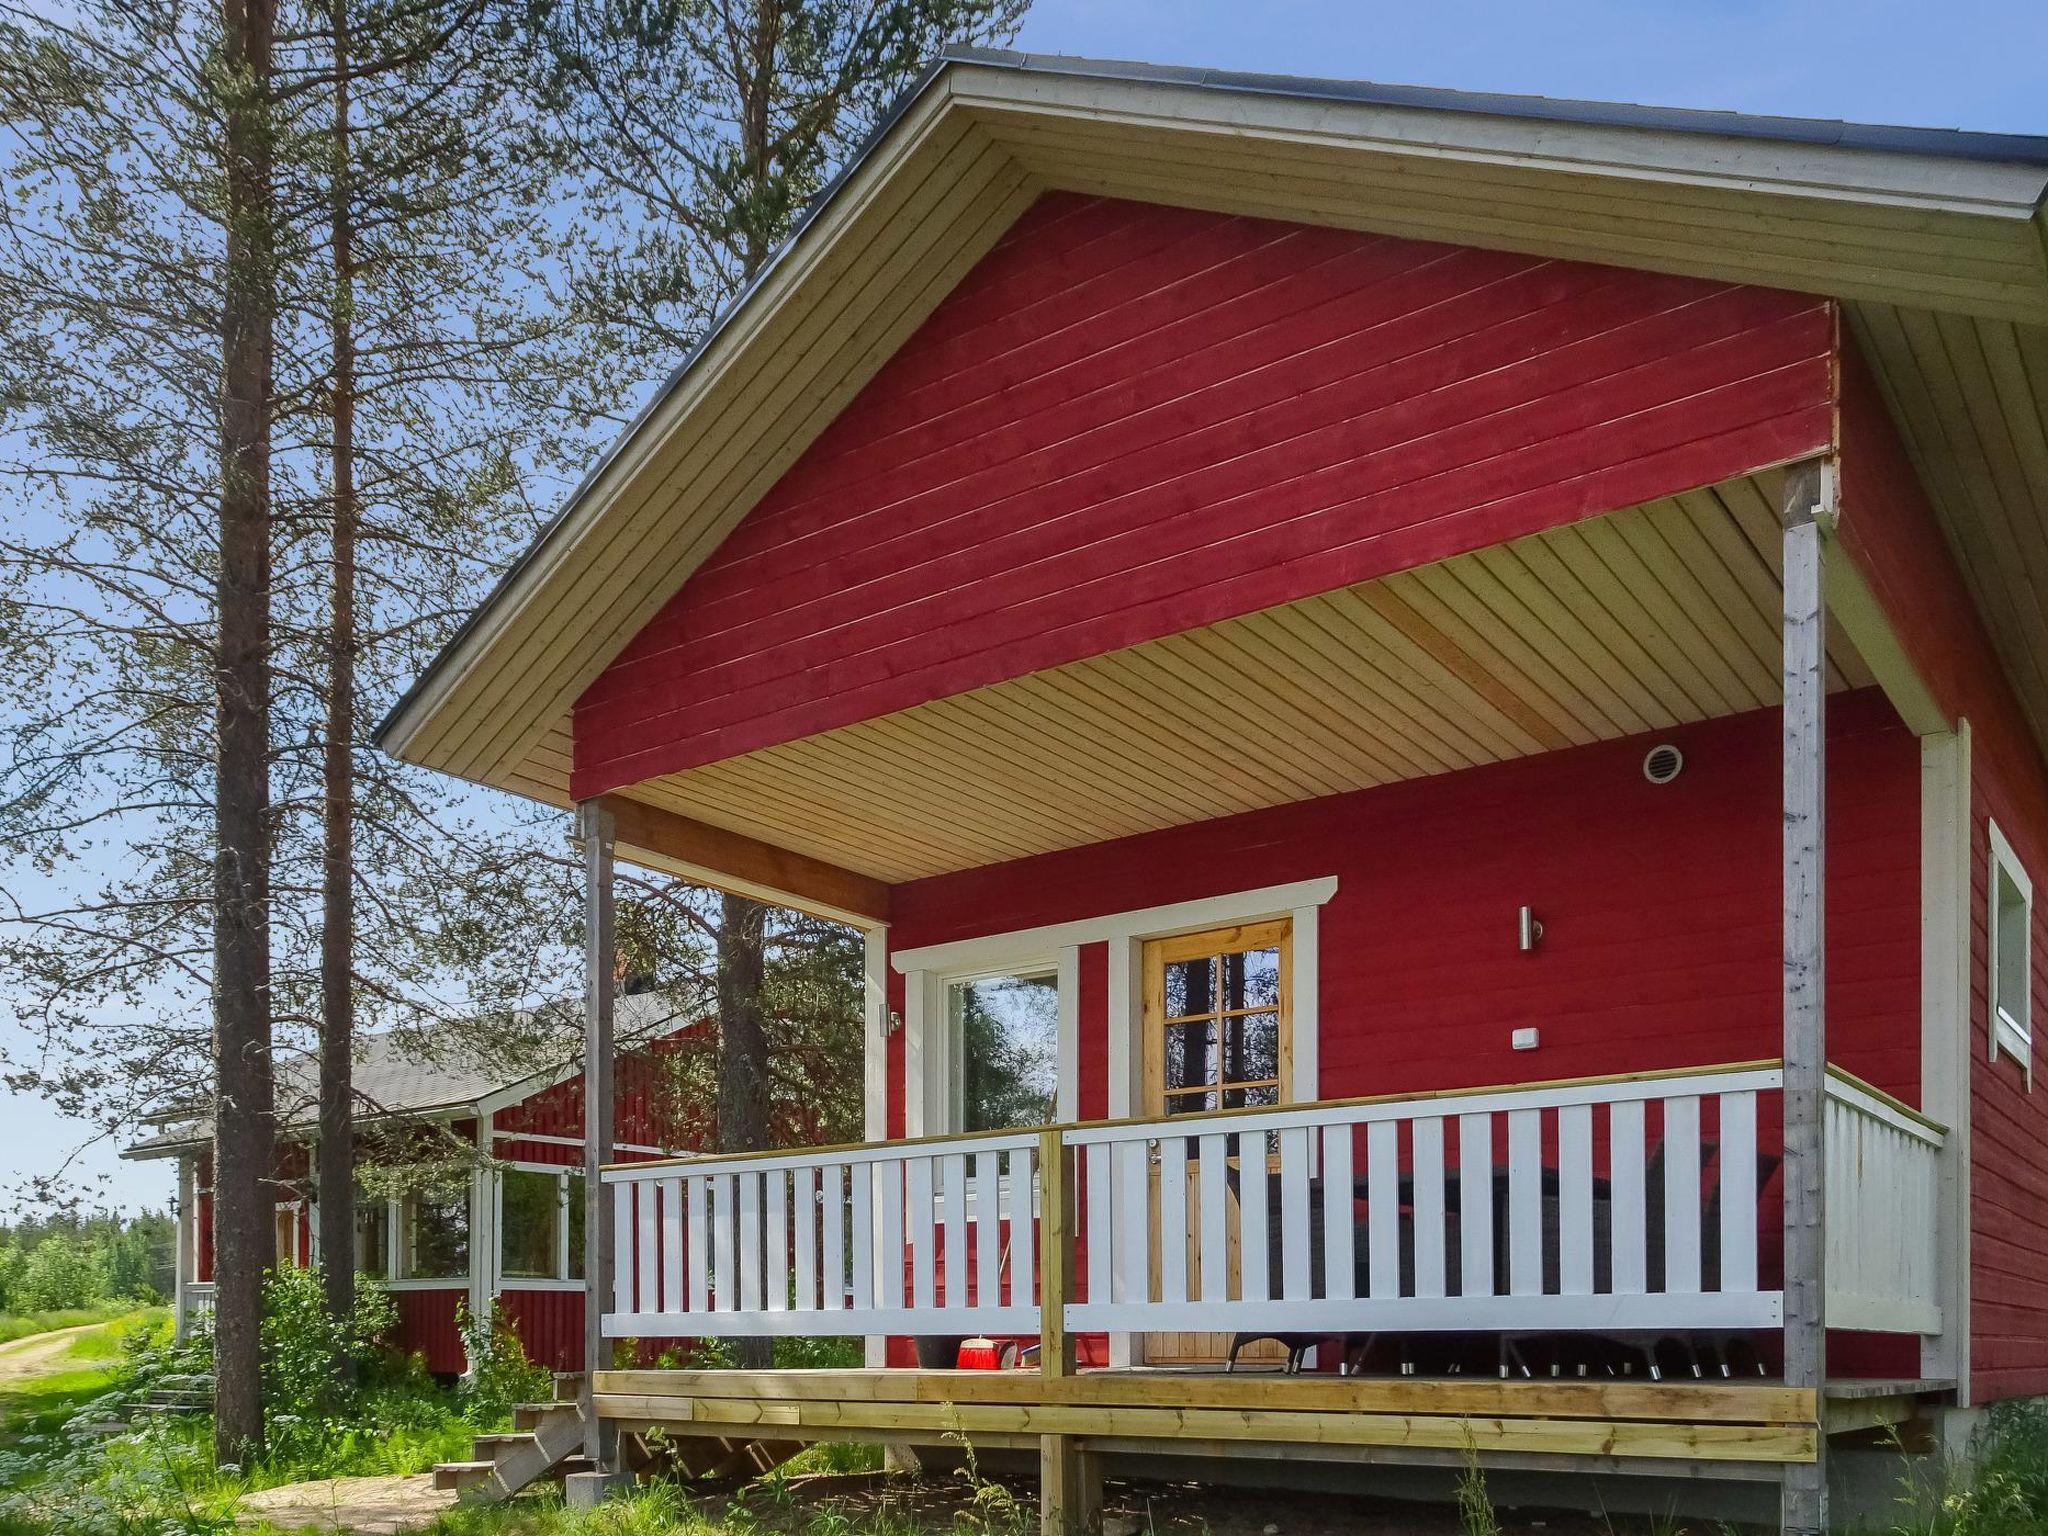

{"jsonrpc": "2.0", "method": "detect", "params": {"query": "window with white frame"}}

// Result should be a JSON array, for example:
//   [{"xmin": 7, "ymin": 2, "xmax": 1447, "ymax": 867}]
[
  {"xmin": 398, "ymin": 1185, "xmax": 470, "ymax": 1280},
  {"xmin": 949, "ymin": 970, "xmax": 1060, "ymax": 1132},
  {"xmin": 496, "ymin": 1165, "xmax": 584, "ymax": 1282},
  {"xmin": 1990, "ymin": 819, "xmax": 2034, "ymax": 1073}
]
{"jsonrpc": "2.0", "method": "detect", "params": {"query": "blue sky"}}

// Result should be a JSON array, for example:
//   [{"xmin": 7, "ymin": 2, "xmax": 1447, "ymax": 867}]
[{"xmin": 10, "ymin": 0, "xmax": 2047, "ymax": 1219}]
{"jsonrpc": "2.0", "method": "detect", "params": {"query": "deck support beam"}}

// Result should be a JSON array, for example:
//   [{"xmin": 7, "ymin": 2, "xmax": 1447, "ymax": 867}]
[
  {"xmin": 578, "ymin": 800, "xmax": 622, "ymax": 1478},
  {"xmin": 1038, "ymin": 1435, "xmax": 1101, "ymax": 1536},
  {"xmin": 1781, "ymin": 458, "xmax": 1833, "ymax": 1536}
]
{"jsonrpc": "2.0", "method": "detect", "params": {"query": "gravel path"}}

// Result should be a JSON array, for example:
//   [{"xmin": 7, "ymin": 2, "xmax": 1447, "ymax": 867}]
[{"xmin": 239, "ymin": 1474, "xmax": 456, "ymax": 1533}]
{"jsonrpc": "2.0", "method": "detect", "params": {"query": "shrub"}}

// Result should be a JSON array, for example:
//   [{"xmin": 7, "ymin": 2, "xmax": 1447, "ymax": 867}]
[
  {"xmin": 455, "ymin": 1299, "xmax": 552, "ymax": 1424},
  {"xmin": 10, "ymin": 1234, "xmax": 110, "ymax": 1312},
  {"xmin": 259, "ymin": 1265, "xmax": 399, "ymax": 1459}
]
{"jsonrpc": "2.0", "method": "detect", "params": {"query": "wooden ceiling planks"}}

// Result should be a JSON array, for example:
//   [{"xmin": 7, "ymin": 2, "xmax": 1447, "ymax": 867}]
[
  {"xmin": 604, "ymin": 478, "xmax": 1875, "ymax": 882},
  {"xmin": 1849, "ymin": 306, "xmax": 2048, "ymax": 749}
]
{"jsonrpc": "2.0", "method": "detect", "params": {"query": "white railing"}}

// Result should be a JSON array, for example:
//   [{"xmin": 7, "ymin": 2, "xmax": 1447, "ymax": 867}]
[
  {"xmin": 1068, "ymin": 1065, "xmax": 1782, "ymax": 1335},
  {"xmin": 602, "ymin": 1131, "xmax": 1044, "ymax": 1338},
  {"xmin": 176, "ymin": 1281, "xmax": 216, "ymax": 1341},
  {"xmin": 602, "ymin": 1061, "xmax": 1944, "ymax": 1346},
  {"xmin": 1823, "ymin": 1071, "xmax": 1944, "ymax": 1334}
]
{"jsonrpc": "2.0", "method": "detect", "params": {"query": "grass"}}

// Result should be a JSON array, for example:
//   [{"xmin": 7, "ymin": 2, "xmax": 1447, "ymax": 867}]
[{"xmin": 0, "ymin": 1306, "xmax": 149, "ymax": 1348}]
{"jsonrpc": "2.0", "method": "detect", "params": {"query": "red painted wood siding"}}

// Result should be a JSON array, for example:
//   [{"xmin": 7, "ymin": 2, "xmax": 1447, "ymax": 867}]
[
  {"xmin": 572, "ymin": 193, "xmax": 1836, "ymax": 796},
  {"xmin": 1836, "ymin": 349, "xmax": 2048, "ymax": 1404},
  {"xmin": 391, "ymin": 1287, "xmax": 468, "ymax": 1376},
  {"xmin": 890, "ymin": 691, "xmax": 1919, "ymax": 1112},
  {"xmin": 499, "ymin": 1289, "xmax": 585, "ymax": 1373}
]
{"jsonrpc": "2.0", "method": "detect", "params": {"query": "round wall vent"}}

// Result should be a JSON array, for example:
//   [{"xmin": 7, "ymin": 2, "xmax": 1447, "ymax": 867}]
[{"xmin": 1643, "ymin": 744, "xmax": 1686, "ymax": 785}]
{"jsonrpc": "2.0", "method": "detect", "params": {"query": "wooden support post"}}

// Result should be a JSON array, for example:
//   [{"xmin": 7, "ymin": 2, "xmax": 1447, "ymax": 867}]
[
  {"xmin": 578, "ymin": 800, "xmax": 621, "ymax": 1474},
  {"xmin": 1781, "ymin": 459, "xmax": 1832, "ymax": 1536},
  {"xmin": 1036, "ymin": 1130, "xmax": 1096, "ymax": 1534},
  {"xmin": 1039, "ymin": 1434, "xmax": 1101, "ymax": 1536},
  {"xmin": 1039, "ymin": 1129, "xmax": 1076, "ymax": 1380}
]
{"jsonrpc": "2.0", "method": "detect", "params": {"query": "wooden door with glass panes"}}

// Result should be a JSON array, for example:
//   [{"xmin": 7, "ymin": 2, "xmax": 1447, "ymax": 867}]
[{"xmin": 1141, "ymin": 919, "xmax": 1292, "ymax": 1366}]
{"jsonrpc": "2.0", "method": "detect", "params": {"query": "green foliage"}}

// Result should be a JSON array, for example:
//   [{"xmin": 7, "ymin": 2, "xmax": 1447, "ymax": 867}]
[
  {"xmin": 1886, "ymin": 1399, "xmax": 2048, "ymax": 1536},
  {"xmin": 6, "ymin": 1237, "xmax": 106, "ymax": 1313},
  {"xmin": 455, "ymin": 1299, "xmax": 552, "ymax": 1424},
  {"xmin": 0, "ymin": 1212, "xmax": 171, "ymax": 1314},
  {"xmin": 257, "ymin": 1265, "xmax": 398, "ymax": 1460},
  {"xmin": 1455, "ymin": 1439, "xmax": 1501, "ymax": 1536}
]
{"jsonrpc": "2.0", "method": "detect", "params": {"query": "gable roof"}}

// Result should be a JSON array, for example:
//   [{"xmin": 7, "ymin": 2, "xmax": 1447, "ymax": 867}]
[
  {"xmin": 123, "ymin": 991, "xmax": 695, "ymax": 1159},
  {"xmin": 377, "ymin": 48, "xmax": 2048, "ymax": 806}
]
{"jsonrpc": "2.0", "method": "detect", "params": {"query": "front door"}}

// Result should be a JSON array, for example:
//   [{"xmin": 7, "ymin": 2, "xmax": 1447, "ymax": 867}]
[{"xmin": 1141, "ymin": 919, "xmax": 1292, "ymax": 1366}]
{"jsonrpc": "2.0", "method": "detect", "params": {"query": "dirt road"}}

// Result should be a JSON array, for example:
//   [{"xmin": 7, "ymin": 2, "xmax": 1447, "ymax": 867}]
[{"xmin": 0, "ymin": 1323, "xmax": 106, "ymax": 1386}]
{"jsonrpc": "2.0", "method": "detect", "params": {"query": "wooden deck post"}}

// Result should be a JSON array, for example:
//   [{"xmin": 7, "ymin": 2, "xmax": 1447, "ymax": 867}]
[
  {"xmin": 1780, "ymin": 458, "xmax": 1833, "ymax": 1536},
  {"xmin": 578, "ymin": 800, "xmax": 622, "ymax": 1477},
  {"xmin": 1036, "ymin": 1128, "xmax": 1097, "ymax": 1534}
]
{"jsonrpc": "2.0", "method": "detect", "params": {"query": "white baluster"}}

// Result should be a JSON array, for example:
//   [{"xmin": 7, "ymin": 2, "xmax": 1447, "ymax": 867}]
[
  {"xmin": 942, "ymin": 1154, "xmax": 967, "ymax": 1311},
  {"xmin": 819, "ymin": 1163, "xmax": 845, "ymax": 1311},
  {"xmin": 973, "ymin": 1150, "xmax": 1001, "ymax": 1315},
  {"xmin": 850, "ymin": 1162, "xmax": 876, "ymax": 1311},
  {"xmin": 1158, "ymin": 1135, "xmax": 1189, "ymax": 1304},
  {"xmin": 1117, "ymin": 1139, "xmax": 1149, "ymax": 1306},
  {"xmin": 908, "ymin": 1156, "xmax": 936, "ymax": 1312},
  {"xmin": 1558, "ymin": 1104, "xmax": 1593, "ymax": 1297},
  {"xmin": 1663, "ymin": 1095, "xmax": 1701, "ymax": 1294},
  {"xmin": 686, "ymin": 1177, "xmax": 709, "ymax": 1313},
  {"xmin": 614, "ymin": 1181, "xmax": 634, "ymax": 1317},
  {"xmin": 1198, "ymin": 1133, "xmax": 1229, "ymax": 1304},
  {"xmin": 1412, "ymin": 1117, "xmax": 1446, "ymax": 1300},
  {"xmin": 1610, "ymin": 1100, "xmax": 1646, "ymax": 1294},
  {"xmin": 1085, "ymin": 1143, "xmax": 1111, "ymax": 1305},
  {"xmin": 1322, "ymin": 1123, "xmax": 1355, "ymax": 1302},
  {"xmin": 1008, "ymin": 1146, "xmax": 1035, "ymax": 1309},
  {"xmin": 765, "ymin": 1168, "xmax": 789, "ymax": 1312},
  {"xmin": 1279, "ymin": 1125, "xmax": 1312, "ymax": 1302},
  {"xmin": 1459, "ymin": 1113, "xmax": 1493, "ymax": 1298},
  {"xmin": 793, "ymin": 1165, "xmax": 819, "ymax": 1311},
  {"xmin": 1719, "ymin": 1091, "xmax": 1758, "ymax": 1294},
  {"xmin": 1367, "ymin": 1119, "xmax": 1398, "ymax": 1300},
  {"xmin": 660, "ymin": 1176, "xmax": 684, "ymax": 1317},
  {"xmin": 1507, "ymin": 1108, "xmax": 1541, "ymax": 1297},
  {"xmin": 881, "ymin": 1160, "xmax": 907, "ymax": 1310}
]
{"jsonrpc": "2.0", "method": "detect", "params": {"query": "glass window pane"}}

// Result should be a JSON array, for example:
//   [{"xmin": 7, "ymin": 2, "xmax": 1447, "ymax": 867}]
[
  {"xmin": 1224, "ymin": 948, "xmax": 1281, "ymax": 1012},
  {"xmin": 353, "ymin": 1187, "xmax": 389, "ymax": 1278},
  {"xmin": 1165, "ymin": 1087, "xmax": 1217, "ymax": 1116},
  {"xmin": 1164, "ymin": 957, "xmax": 1217, "ymax": 1020},
  {"xmin": 1998, "ymin": 867, "xmax": 2031, "ymax": 1032},
  {"xmin": 566, "ymin": 1175, "xmax": 585, "ymax": 1281},
  {"xmin": 400, "ymin": 1187, "xmax": 470, "ymax": 1281},
  {"xmin": 1225, "ymin": 1012, "xmax": 1280, "ymax": 1086},
  {"xmin": 1163, "ymin": 1020, "xmax": 1214, "ymax": 1093},
  {"xmin": 957, "ymin": 972, "xmax": 1060, "ymax": 1132},
  {"xmin": 500, "ymin": 1169, "xmax": 560, "ymax": 1280},
  {"xmin": 1223, "ymin": 1083, "xmax": 1280, "ymax": 1111}
]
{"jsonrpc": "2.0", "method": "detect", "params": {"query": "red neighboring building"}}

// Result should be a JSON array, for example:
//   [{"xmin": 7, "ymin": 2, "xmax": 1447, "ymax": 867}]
[
  {"xmin": 372, "ymin": 50, "xmax": 2048, "ymax": 1531},
  {"xmin": 128, "ymin": 995, "xmax": 704, "ymax": 1374}
]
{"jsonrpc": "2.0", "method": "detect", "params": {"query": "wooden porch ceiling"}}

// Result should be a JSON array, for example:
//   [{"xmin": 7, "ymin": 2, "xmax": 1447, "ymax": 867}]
[{"xmin": 612, "ymin": 472, "xmax": 1873, "ymax": 885}]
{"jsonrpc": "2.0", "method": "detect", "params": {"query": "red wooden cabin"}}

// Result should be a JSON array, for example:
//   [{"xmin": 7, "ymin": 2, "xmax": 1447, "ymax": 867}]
[
  {"xmin": 127, "ymin": 996, "xmax": 704, "ymax": 1374},
  {"xmin": 376, "ymin": 50, "xmax": 2048, "ymax": 1531}
]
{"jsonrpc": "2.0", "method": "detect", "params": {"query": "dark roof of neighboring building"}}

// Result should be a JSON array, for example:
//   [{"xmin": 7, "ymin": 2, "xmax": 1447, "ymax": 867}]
[{"xmin": 122, "ymin": 991, "xmax": 696, "ymax": 1159}]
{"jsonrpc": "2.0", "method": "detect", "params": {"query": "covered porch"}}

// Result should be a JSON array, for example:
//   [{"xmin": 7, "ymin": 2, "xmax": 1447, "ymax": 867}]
[{"xmin": 550, "ymin": 437, "xmax": 1977, "ymax": 1525}]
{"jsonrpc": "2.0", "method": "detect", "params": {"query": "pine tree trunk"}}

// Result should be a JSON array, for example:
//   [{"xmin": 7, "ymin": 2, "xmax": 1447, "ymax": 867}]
[
  {"xmin": 213, "ymin": 0, "xmax": 278, "ymax": 1466},
  {"xmin": 317, "ymin": 0, "xmax": 359, "ymax": 1369},
  {"xmin": 716, "ymin": 892, "xmax": 771, "ymax": 1368}
]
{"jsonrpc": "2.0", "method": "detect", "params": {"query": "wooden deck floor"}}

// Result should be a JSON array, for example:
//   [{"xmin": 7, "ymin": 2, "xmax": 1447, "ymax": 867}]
[{"xmin": 593, "ymin": 1368, "xmax": 1948, "ymax": 1484}]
